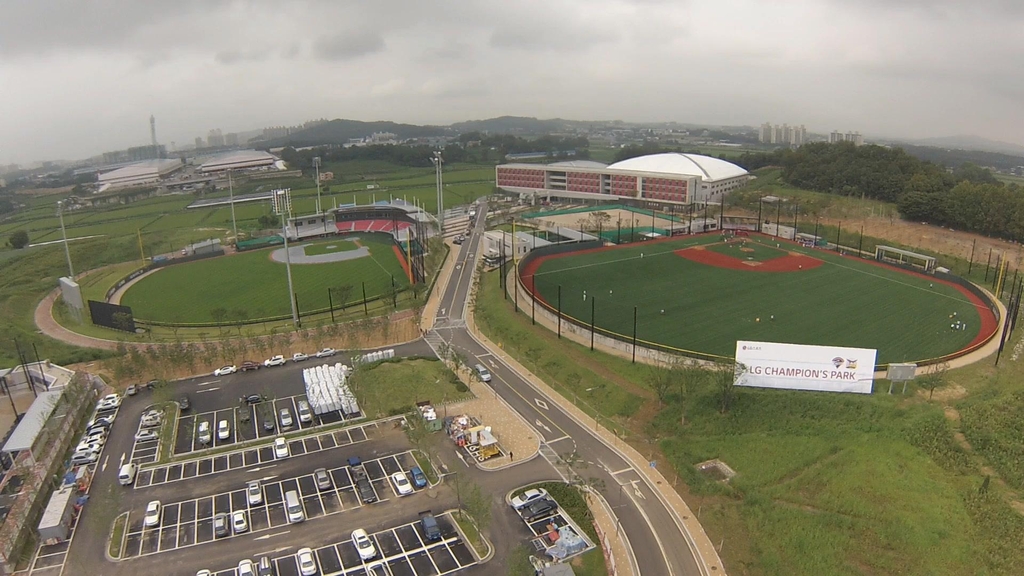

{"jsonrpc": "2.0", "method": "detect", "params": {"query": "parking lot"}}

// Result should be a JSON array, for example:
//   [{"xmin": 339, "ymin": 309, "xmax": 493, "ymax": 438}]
[
  {"xmin": 134, "ymin": 419, "xmax": 386, "ymax": 489},
  {"xmin": 203, "ymin": 513, "xmax": 477, "ymax": 576},
  {"xmin": 122, "ymin": 450, "xmax": 420, "ymax": 558},
  {"xmin": 174, "ymin": 393, "xmax": 353, "ymax": 455}
]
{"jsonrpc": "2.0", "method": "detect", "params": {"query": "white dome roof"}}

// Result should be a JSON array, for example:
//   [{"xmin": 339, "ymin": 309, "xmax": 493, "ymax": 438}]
[
  {"xmin": 548, "ymin": 160, "xmax": 608, "ymax": 169},
  {"xmin": 607, "ymin": 153, "xmax": 748, "ymax": 181}
]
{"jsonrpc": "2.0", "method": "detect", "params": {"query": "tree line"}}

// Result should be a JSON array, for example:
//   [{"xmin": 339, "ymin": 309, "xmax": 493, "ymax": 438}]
[{"xmin": 729, "ymin": 142, "xmax": 1024, "ymax": 242}]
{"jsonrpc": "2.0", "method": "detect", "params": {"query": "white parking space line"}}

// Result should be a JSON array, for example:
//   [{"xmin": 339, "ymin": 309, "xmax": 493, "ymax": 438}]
[{"xmin": 123, "ymin": 451, "xmax": 418, "ymax": 558}]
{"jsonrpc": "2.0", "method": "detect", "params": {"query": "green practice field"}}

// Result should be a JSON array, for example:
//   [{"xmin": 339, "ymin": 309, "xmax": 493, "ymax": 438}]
[
  {"xmin": 122, "ymin": 233, "xmax": 409, "ymax": 324},
  {"xmin": 302, "ymin": 240, "xmax": 359, "ymax": 256},
  {"xmin": 527, "ymin": 235, "xmax": 992, "ymax": 365}
]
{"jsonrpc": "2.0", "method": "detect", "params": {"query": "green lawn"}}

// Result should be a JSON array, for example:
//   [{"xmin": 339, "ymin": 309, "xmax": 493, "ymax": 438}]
[
  {"xmin": 302, "ymin": 240, "xmax": 359, "ymax": 256},
  {"xmin": 347, "ymin": 358, "xmax": 473, "ymax": 418},
  {"xmin": 705, "ymin": 241, "xmax": 787, "ymax": 262},
  {"xmin": 121, "ymin": 233, "xmax": 409, "ymax": 324},
  {"xmin": 528, "ymin": 235, "xmax": 986, "ymax": 365}
]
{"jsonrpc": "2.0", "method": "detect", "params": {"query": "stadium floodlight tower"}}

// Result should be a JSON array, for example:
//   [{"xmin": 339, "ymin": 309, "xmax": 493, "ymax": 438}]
[
  {"xmin": 56, "ymin": 199, "xmax": 74, "ymax": 278},
  {"xmin": 272, "ymin": 188, "xmax": 300, "ymax": 327},
  {"xmin": 313, "ymin": 156, "xmax": 322, "ymax": 214},
  {"xmin": 430, "ymin": 150, "xmax": 444, "ymax": 228}
]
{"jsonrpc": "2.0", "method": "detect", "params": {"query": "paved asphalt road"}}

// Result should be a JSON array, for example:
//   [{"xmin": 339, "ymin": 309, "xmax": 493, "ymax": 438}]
[{"xmin": 431, "ymin": 201, "xmax": 703, "ymax": 576}]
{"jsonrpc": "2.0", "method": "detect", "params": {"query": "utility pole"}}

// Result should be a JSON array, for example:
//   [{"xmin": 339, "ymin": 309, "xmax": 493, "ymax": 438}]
[
  {"xmin": 273, "ymin": 189, "xmax": 300, "ymax": 327},
  {"xmin": 228, "ymin": 170, "xmax": 238, "ymax": 241},
  {"xmin": 431, "ymin": 150, "xmax": 445, "ymax": 230},
  {"xmin": 56, "ymin": 200, "xmax": 75, "ymax": 278}
]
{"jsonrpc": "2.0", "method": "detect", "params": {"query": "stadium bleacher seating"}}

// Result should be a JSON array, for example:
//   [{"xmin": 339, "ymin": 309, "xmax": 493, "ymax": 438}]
[{"xmin": 335, "ymin": 219, "xmax": 413, "ymax": 234}]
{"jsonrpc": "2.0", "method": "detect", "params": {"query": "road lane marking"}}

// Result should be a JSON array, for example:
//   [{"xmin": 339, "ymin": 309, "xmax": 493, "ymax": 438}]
[
  {"xmin": 254, "ymin": 530, "xmax": 291, "ymax": 541},
  {"xmin": 534, "ymin": 399, "xmax": 549, "ymax": 410},
  {"xmin": 196, "ymin": 387, "xmax": 220, "ymax": 393}
]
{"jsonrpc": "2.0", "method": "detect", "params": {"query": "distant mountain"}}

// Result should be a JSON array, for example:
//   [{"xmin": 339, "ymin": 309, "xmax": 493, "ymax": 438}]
[
  {"xmin": 264, "ymin": 119, "xmax": 445, "ymax": 148},
  {"xmin": 449, "ymin": 116, "xmax": 576, "ymax": 134},
  {"xmin": 893, "ymin": 135, "xmax": 1024, "ymax": 157}
]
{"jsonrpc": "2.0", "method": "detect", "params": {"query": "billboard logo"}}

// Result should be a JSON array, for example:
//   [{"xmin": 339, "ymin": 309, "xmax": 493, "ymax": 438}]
[
  {"xmin": 846, "ymin": 359, "xmax": 858, "ymax": 369},
  {"xmin": 832, "ymin": 357, "xmax": 844, "ymax": 368}
]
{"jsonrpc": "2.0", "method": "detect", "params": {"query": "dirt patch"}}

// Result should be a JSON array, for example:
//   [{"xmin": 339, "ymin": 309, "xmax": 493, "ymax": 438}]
[
  {"xmin": 925, "ymin": 384, "xmax": 968, "ymax": 403},
  {"xmin": 739, "ymin": 247, "xmax": 755, "ymax": 253},
  {"xmin": 675, "ymin": 246, "xmax": 824, "ymax": 272}
]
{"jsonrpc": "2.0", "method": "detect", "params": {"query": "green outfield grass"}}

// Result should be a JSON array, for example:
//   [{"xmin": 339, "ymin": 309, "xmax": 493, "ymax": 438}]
[
  {"xmin": 121, "ymin": 233, "xmax": 409, "ymax": 324},
  {"xmin": 529, "ymin": 235, "xmax": 988, "ymax": 365},
  {"xmin": 302, "ymin": 240, "xmax": 359, "ymax": 256}
]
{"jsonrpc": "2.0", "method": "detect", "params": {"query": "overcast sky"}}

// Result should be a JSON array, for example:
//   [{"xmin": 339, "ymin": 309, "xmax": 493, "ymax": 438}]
[{"xmin": 2, "ymin": 0, "xmax": 1022, "ymax": 164}]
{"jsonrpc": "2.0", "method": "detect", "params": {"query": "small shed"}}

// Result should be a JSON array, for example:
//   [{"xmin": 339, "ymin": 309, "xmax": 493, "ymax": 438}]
[
  {"xmin": 541, "ymin": 564, "xmax": 576, "ymax": 576},
  {"xmin": 37, "ymin": 486, "xmax": 77, "ymax": 543}
]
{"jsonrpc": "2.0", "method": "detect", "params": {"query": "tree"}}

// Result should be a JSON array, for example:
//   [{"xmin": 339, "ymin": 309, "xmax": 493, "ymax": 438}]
[
  {"xmin": 8, "ymin": 230, "xmax": 29, "ymax": 249},
  {"xmin": 711, "ymin": 360, "xmax": 738, "ymax": 414},
  {"xmin": 230, "ymin": 308, "xmax": 249, "ymax": 335},
  {"xmin": 111, "ymin": 312, "xmax": 134, "ymax": 333},
  {"xmin": 647, "ymin": 366, "xmax": 676, "ymax": 405},
  {"xmin": 257, "ymin": 214, "xmax": 280, "ymax": 229},
  {"xmin": 210, "ymin": 307, "xmax": 229, "ymax": 327},
  {"xmin": 919, "ymin": 361, "xmax": 950, "ymax": 400}
]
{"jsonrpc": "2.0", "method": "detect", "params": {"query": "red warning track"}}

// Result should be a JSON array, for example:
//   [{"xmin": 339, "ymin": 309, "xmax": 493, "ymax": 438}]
[
  {"xmin": 675, "ymin": 246, "xmax": 825, "ymax": 272},
  {"xmin": 392, "ymin": 245, "xmax": 413, "ymax": 284}
]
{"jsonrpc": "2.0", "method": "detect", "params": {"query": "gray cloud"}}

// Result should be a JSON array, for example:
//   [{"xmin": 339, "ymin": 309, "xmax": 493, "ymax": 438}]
[
  {"xmin": 312, "ymin": 31, "xmax": 386, "ymax": 61},
  {"xmin": 0, "ymin": 0, "xmax": 1022, "ymax": 164}
]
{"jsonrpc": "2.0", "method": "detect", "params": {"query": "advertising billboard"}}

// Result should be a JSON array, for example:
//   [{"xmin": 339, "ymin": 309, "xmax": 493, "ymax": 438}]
[{"xmin": 734, "ymin": 340, "xmax": 877, "ymax": 394}]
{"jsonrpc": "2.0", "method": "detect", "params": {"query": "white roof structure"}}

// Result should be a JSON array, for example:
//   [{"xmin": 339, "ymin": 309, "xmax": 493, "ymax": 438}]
[
  {"xmin": 548, "ymin": 160, "xmax": 608, "ymax": 169},
  {"xmin": 607, "ymin": 153, "xmax": 748, "ymax": 182},
  {"xmin": 199, "ymin": 150, "xmax": 277, "ymax": 173},
  {"xmin": 96, "ymin": 159, "xmax": 182, "ymax": 191},
  {"xmin": 2, "ymin": 390, "xmax": 64, "ymax": 453}
]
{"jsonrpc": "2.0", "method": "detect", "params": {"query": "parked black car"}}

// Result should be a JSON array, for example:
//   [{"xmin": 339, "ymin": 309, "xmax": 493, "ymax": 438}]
[
  {"xmin": 520, "ymin": 498, "xmax": 559, "ymax": 522},
  {"xmin": 178, "ymin": 395, "xmax": 191, "ymax": 411}
]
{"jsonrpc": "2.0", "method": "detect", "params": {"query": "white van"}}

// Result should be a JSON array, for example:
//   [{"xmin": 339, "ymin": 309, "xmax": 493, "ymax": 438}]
[
  {"xmin": 285, "ymin": 490, "xmax": 304, "ymax": 523},
  {"xmin": 474, "ymin": 364, "xmax": 491, "ymax": 382},
  {"xmin": 118, "ymin": 463, "xmax": 138, "ymax": 486}
]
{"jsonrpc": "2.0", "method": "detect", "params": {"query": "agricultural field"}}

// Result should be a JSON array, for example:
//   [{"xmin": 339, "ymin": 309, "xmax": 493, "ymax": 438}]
[
  {"xmin": 525, "ymin": 233, "xmax": 993, "ymax": 365},
  {"xmin": 120, "ymin": 233, "xmax": 409, "ymax": 324}
]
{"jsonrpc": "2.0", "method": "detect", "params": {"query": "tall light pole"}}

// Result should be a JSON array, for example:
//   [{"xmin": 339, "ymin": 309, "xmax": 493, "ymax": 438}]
[
  {"xmin": 56, "ymin": 200, "xmax": 74, "ymax": 278},
  {"xmin": 272, "ymin": 188, "xmax": 300, "ymax": 327},
  {"xmin": 431, "ymin": 150, "xmax": 444, "ymax": 229},
  {"xmin": 228, "ymin": 170, "xmax": 238, "ymax": 241},
  {"xmin": 313, "ymin": 156, "xmax": 322, "ymax": 215}
]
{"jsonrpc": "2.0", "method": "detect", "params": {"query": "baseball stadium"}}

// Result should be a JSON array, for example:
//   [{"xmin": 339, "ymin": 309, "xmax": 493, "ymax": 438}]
[{"xmin": 493, "ymin": 153, "xmax": 1000, "ymax": 369}]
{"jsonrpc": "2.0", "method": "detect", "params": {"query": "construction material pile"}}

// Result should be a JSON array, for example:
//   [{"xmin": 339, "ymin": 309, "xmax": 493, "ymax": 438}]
[{"xmin": 302, "ymin": 363, "xmax": 360, "ymax": 416}]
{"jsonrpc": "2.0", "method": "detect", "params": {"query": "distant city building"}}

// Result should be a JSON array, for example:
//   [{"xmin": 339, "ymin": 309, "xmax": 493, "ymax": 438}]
[
  {"xmin": 319, "ymin": 171, "xmax": 334, "ymax": 182},
  {"xmin": 150, "ymin": 114, "xmax": 157, "ymax": 146},
  {"xmin": 207, "ymin": 129, "xmax": 225, "ymax": 148},
  {"xmin": 101, "ymin": 144, "xmax": 166, "ymax": 165},
  {"xmin": 829, "ymin": 130, "xmax": 864, "ymax": 146},
  {"xmin": 760, "ymin": 123, "xmax": 806, "ymax": 146},
  {"xmin": 225, "ymin": 133, "xmax": 239, "ymax": 146},
  {"xmin": 369, "ymin": 132, "xmax": 398, "ymax": 144},
  {"xmin": 195, "ymin": 136, "xmax": 205, "ymax": 149}
]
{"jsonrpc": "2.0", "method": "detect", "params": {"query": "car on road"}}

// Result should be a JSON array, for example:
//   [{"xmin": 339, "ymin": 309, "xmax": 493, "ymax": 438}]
[
  {"xmin": 473, "ymin": 364, "xmax": 492, "ymax": 382},
  {"xmin": 274, "ymin": 437, "xmax": 289, "ymax": 458},
  {"xmin": 143, "ymin": 500, "xmax": 162, "ymax": 527},
  {"xmin": 232, "ymin": 510, "xmax": 248, "ymax": 534},
  {"xmin": 453, "ymin": 235, "xmax": 464, "ymax": 245},
  {"xmin": 217, "ymin": 419, "xmax": 230, "ymax": 440},
  {"xmin": 246, "ymin": 481, "xmax": 263, "ymax": 505},
  {"xmin": 118, "ymin": 463, "xmax": 138, "ymax": 486},
  {"xmin": 292, "ymin": 352, "xmax": 309, "ymax": 362},
  {"xmin": 279, "ymin": 408, "xmax": 293, "ymax": 429},
  {"xmin": 264, "ymin": 355, "xmax": 286, "ymax": 367},
  {"xmin": 243, "ymin": 393, "xmax": 265, "ymax": 405},
  {"xmin": 197, "ymin": 421, "xmax": 212, "ymax": 444},
  {"xmin": 125, "ymin": 384, "xmax": 137, "ymax": 396},
  {"xmin": 178, "ymin": 394, "xmax": 191, "ymax": 411},
  {"xmin": 97, "ymin": 393, "xmax": 121, "ymax": 411},
  {"xmin": 352, "ymin": 529, "xmax": 377, "ymax": 560},
  {"xmin": 213, "ymin": 513, "xmax": 229, "ymax": 537},
  {"xmin": 296, "ymin": 547, "xmax": 317, "ymax": 576},
  {"xmin": 214, "ymin": 365, "xmax": 237, "ymax": 376},
  {"xmin": 297, "ymin": 400, "xmax": 313, "ymax": 423},
  {"xmin": 510, "ymin": 487, "xmax": 549, "ymax": 510},
  {"xmin": 409, "ymin": 466, "xmax": 428, "ymax": 489},
  {"xmin": 314, "ymin": 468, "xmax": 331, "ymax": 490},
  {"xmin": 520, "ymin": 498, "xmax": 559, "ymax": 522},
  {"xmin": 315, "ymin": 348, "xmax": 336, "ymax": 358},
  {"xmin": 134, "ymin": 429, "xmax": 158, "ymax": 442},
  {"xmin": 237, "ymin": 559, "xmax": 255, "ymax": 576},
  {"xmin": 240, "ymin": 360, "xmax": 261, "ymax": 372},
  {"xmin": 391, "ymin": 471, "xmax": 413, "ymax": 496}
]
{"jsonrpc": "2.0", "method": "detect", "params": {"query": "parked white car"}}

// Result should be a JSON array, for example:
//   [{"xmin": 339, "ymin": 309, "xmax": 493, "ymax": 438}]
[
  {"xmin": 237, "ymin": 560, "xmax": 255, "ymax": 576},
  {"xmin": 232, "ymin": 510, "xmax": 248, "ymax": 534},
  {"xmin": 391, "ymin": 471, "xmax": 413, "ymax": 496},
  {"xmin": 352, "ymin": 529, "xmax": 377, "ymax": 560},
  {"xmin": 213, "ymin": 365, "xmax": 237, "ymax": 376},
  {"xmin": 143, "ymin": 500, "xmax": 162, "ymax": 528},
  {"xmin": 217, "ymin": 420, "xmax": 230, "ymax": 440},
  {"xmin": 197, "ymin": 421, "xmax": 212, "ymax": 444},
  {"xmin": 292, "ymin": 352, "xmax": 309, "ymax": 362},
  {"xmin": 274, "ymin": 437, "xmax": 289, "ymax": 459},
  {"xmin": 315, "ymin": 348, "xmax": 336, "ymax": 358},
  {"xmin": 246, "ymin": 481, "xmax": 263, "ymax": 505},
  {"xmin": 264, "ymin": 355, "xmax": 286, "ymax": 367},
  {"xmin": 135, "ymin": 429, "xmax": 158, "ymax": 442},
  {"xmin": 296, "ymin": 548, "xmax": 318, "ymax": 576},
  {"xmin": 510, "ymin": 487, "xmax": 550, "ymax": 510},
  {"xmin": 97, "ymin": 394, "xmax": 122, "ymax": 411}
]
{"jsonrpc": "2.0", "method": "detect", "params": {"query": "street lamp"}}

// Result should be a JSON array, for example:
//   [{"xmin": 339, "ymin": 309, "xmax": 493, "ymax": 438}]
[
  {"xmin": 313, "ymin": 156, "xmax": 323, "ymax": 215},
  {"xmin": 56, "ymin": 200, "xmax": 74, "ymax": 278},
  {"xmin": 430, "ymin": 151, "xmax": 444, "ymax": 228},
  {"xmin": 228, "ymin": 169, "xmax": 238, "ymax": 241},
  {"xmin": 272, "ymin": 188, "xmax": 300, "ymax": 327}
]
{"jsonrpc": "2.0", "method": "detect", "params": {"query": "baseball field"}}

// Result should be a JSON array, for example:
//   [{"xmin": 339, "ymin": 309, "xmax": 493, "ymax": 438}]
[
  {"xmin": 522, "ymin": 233, "xmax": 997, "ymax": 365},
  {"xmin": 121, "ymin": 233, "xmax": 409, "ymax": 324}
]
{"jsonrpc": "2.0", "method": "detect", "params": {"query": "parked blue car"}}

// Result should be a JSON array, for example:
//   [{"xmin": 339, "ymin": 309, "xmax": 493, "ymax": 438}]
[{"xmin": 409, "ymin": 466, "xmax": 428, "ymax": 489}]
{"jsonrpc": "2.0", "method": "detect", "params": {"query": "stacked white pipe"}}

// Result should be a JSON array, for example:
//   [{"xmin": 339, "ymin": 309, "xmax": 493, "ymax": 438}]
[{"xmin": 302, "ymin": 363, "xmax": 359, "ymax": 416}]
